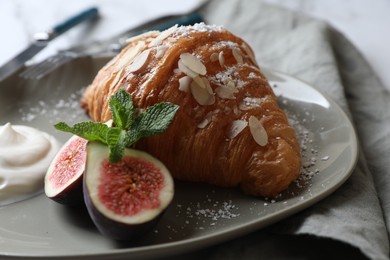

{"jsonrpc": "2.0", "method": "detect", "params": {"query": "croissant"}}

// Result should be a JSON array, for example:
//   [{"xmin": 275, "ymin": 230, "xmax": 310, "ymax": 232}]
[{"xmin": 81, "ymin": 23, "xmax": 301, "ymax": 198}]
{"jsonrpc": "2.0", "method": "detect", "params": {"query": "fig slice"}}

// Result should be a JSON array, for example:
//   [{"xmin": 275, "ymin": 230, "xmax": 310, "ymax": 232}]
[
  {"xmin": 44, "ymin": 135, "xmax": 88, "ymax": 206},
  {"xmin": 84, "ymin": 141, "xmax": 174, "ymax": 240}
]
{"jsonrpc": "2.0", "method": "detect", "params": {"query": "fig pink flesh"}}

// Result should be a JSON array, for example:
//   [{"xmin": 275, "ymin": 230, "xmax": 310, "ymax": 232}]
[
  {"xmin": 49, "ymin": 137, "xmax": 87, "ymax": 189},
  {"xmin": 98, "ymin": 157, "xmax": 164, "ymax": 216}
]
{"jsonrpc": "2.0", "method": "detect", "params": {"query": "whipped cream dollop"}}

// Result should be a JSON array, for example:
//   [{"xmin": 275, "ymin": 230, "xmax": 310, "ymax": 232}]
[{"xmin": 0, "ymin": 123, "xmax": 61, "ymax": 206}]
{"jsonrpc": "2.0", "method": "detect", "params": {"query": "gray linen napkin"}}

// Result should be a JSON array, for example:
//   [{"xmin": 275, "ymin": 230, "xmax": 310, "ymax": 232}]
[{"xmin": 174, "ymin": 0, "xmax": 390, "ymax": 259}]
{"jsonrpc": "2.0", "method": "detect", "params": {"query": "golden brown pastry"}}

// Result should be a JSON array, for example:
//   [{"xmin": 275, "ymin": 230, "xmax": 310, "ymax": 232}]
[{"xmin": 81, "ymin": 23, "xmax": 301, "ymax": 198}]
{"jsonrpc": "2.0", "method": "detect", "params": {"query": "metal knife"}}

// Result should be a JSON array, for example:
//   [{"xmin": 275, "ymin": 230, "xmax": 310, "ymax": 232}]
[
  {"xmin": 0, "ymin": 7, "xmax": 98, "ymax": 81},
  {"xmin": 18, "ymin": 12, "xmax": 204, "ymax": 80}
]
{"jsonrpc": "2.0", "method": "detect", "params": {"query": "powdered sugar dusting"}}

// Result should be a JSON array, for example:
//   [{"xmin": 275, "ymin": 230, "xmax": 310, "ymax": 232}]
[
  {"xmin": 174, "ymin": 23, "xmax": 225, "ymax": 37},
  {"xmin": 211, "ymin": 66, "xmax": 246, "ymax": 90},
  {"xmin": 18, "ymin": 88, "xmax": 86, "ymax": 124},
  {"xmin": 175, "ymin": 193, "xmax": 240, "ymax": 228},
  {"xmin": 274, "ymin": 87, "xmax": 329, "ymax": 195},
  {"xmin": 289, "ymin": 112, "xmax": 321, "ymax": 187}
]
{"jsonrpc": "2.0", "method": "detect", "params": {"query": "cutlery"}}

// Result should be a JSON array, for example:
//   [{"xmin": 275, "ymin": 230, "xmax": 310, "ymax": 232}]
[
  {"xmin": 0, "ymin": 7, "xmax": 98, "ymax": 81},
  {"xmin": 19, "ymin": 12, "xmax": 203, "ymax": 80}
]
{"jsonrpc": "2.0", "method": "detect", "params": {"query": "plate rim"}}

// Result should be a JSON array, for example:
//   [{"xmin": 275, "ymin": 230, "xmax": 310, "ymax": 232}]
[{"xmin": 0, "ymin": 67, "xmax": 359, "ymax": 259}]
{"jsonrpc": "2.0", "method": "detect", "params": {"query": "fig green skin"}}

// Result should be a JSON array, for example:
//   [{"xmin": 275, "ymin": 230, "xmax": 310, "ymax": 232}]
[{"xmin": 83, "ymin": 141, "xmax": 174, "ymax": 240}]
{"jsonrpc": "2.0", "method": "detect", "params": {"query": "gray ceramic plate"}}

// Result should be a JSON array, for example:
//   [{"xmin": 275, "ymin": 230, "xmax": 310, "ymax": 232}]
[{"xmin": 0, "ymin": 58, "xmax": 358, "ymax": 259}]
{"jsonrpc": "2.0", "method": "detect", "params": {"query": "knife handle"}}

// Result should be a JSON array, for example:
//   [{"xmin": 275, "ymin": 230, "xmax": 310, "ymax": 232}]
[{"xmin": 52, "ymin": 7, "xmax": 99, "ymax": 37}]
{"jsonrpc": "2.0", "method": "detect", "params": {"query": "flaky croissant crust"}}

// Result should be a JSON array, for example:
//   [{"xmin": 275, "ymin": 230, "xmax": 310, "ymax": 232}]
[{"xmin": 81, "ymin": 24, "xmax": 301, "ymax": 197}]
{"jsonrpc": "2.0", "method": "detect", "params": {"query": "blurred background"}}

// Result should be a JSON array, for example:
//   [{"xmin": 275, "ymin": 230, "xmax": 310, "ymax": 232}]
[{"xmin": 1, "ymin": 0, "xmax": 389, "ymax": 90}]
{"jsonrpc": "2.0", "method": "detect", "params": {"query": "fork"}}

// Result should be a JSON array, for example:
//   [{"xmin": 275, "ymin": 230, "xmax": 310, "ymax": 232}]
[
  {"xmin": 19, "ymin": 51, "xmax": 80, "ymax": 80},
  {"xmin": 20, "ymin": 13, "xmax": 203, "ymax": 80}
]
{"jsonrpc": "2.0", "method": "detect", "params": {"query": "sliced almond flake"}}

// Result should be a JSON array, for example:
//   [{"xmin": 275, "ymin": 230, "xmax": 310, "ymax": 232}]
[
  {"xmin": 218, "ymin": 51, "xmax": 225, "ymax": 67},
  {"xmin": 222, "ymin": 77, "xmax": 235, "ymax": 87},
  {"xmin": 178, "ymin": 59, "xmax": 198, "ymax": 78},
  {"xmin": 215, "ymin": 77, "xmax": 238, "ymax": 99},
  {"xmin": 226, "ymin": 81, "xmax": 237, "ymax": 90},
  {"xmin": 155, "ymin": 45, "xmax": 168, "ymax": 58},
  {"xmin": 148, "ymin": 24, "xmax": 178, "ymax": 47},
  {"xmin": 248, "ymin": 116, "xmax": 268, "ymax": 146},
  {"xmin": 193, "ymin": 76, "xmax": 206, "ymax": 89},
  {"xmin": 215, "ymin": 86, "xmax": 236, "ymax": 99},
  {"xmin": 178, "ymin": 76, "xmax": 191, "ymax": 92},
  {"xmin": 232, "ymin": 47, "xmax": 243, "ymax": 64},
  {"xmin": 227, "ymin": 120, "xmax": 248, "ymax": 139},
  {"xmin": 116, "ymin": 41, "xmax": 145, "ymax": 70},
  {"xmin": 197, "ymin": 118, "xmax": 209, "ymax": 129},
  {"xmin": 241, "ymin": 43, "xmax": 258, "ymax": 65},
  {"xmin": 127, "ymin": 49, "xmax": 150, "ymax": 73},
  {"xmin": 180, "ymin": 53, "xmax": 207, "ymax": 75},
  {"xmin": 210, "ymin": 53, "xmax": 219, "ymax": 62},
  {"xmin": 202, "ymin": 77, "xmax": 213, "ymax": 95},
  {"xmin": 173, "ymin": 68, "xmax": 181, "ymax": 74},
  {"xmin": 190, "ymin": 80, "xmax": 215, "ymax": 106}
]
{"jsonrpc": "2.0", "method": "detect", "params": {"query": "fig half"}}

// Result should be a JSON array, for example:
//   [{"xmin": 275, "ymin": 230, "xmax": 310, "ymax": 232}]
[
  {"xmin": 84, "ymin": 141, "xmax": 174, "ymax": 240},
  {"xmin": 44, "ymin": 135, "xmax": 88, "ymax": 206}
]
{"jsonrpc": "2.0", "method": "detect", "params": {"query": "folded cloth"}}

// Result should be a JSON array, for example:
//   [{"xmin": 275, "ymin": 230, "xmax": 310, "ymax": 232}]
[{"xmin": 172, "ymin": 0, "xmax": 390, "ymax": 259}]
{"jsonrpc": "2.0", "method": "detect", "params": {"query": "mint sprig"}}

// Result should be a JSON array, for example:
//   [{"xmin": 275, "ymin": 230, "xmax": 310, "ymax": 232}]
[{"xmin": 55, "ymin": 89, "xmax": 179, "ymax": 163}]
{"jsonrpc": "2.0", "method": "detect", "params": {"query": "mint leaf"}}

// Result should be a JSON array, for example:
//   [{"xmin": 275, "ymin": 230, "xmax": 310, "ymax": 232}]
[
  {"xmin": 54, "ymin": 122, "xmax": 108, "ymax": 143},
  {"xmin": 109, "ymin": 89, "xmax": 134, "ymax": 129},
  {"xmin": 106, "ymin": 128, "xmax": 128, "ymax": 163},
  {"xmin": 125, "ymin": 128, "xmax": 142, "ymax": 147},
  {"xmin": 135, "ymin": 102, "xmax": 179, "ymax": 137}
]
